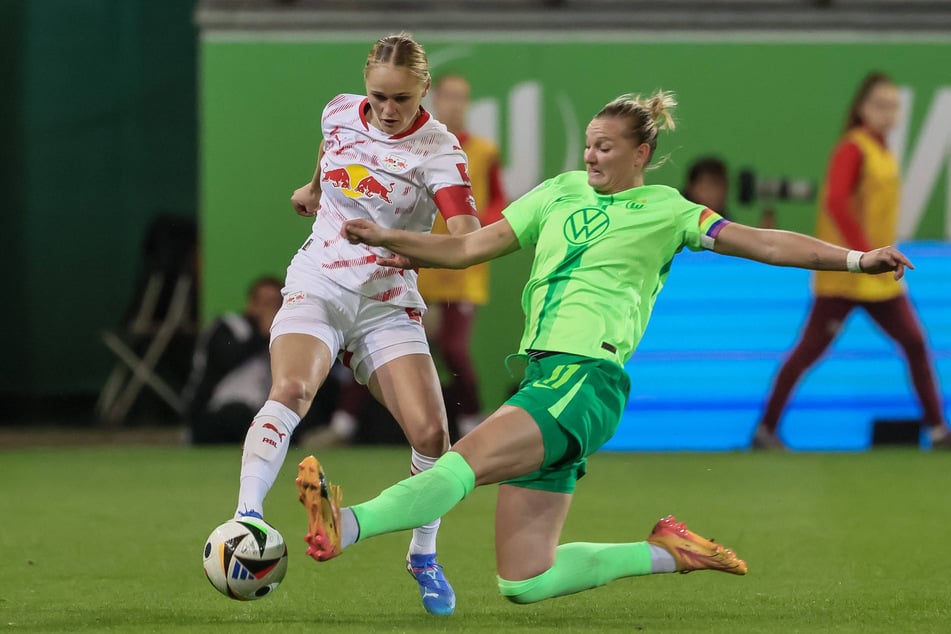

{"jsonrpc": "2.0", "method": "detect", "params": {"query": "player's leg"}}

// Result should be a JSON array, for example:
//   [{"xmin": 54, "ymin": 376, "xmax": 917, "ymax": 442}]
[
  {"xmin": 342, "ymin": 302, "xmax": 454, "ymax": 614},
  {"xmin": 864, "ymin": 295, "xmax": 951, "ymax": 446},
  {"xmin": 439, "ymin": 301, "xmax": 482, "ymax": 437},
  {"xmin": 298, "ymin": 404, "xmax": 546, "ymax": 558},
  {"xmin": 349, "ymin": 305, "xmax": 452, "ymax": 552},
  {"xmin": 754, "ymin": 296, "xmax": 854, "ymax": 447},
  {"xmin": 494, "ymin": 486, "xmax": 676, "ymax": 604},
  {"xmin": 236, "ymin": 276, "xmax": 347, "ymax": 520},
  {"xmin": 235, "ymin": 333, "xmax": 334, "ymax": 519},
  {"xmin": 494, "ymin": 485, "xmax": 572, "ymax": 582},
  {"xmin": 270, "ymin": 333, "xmax": 335, "ymax": 416},
  {"xmin": 295, "ymin": 402, "xmax": 542, "ymax": 617},
  {"xmin": 368, "ymin": 353, "xmax": 450, "ymax": 458},
  {"xmin": 367, "ymin": 352, "xmax": 449, "ymax": 549},
  {"xmin": 494, "ymin": 361, "xmax": 746, "ymax": 604},
  {"xmin": 364, "ymin": 353, "xmax": 456, "ymax": 612},
  {"xmin": 493, "ymin": 464, "xmax": 747, "ymax": 602}
]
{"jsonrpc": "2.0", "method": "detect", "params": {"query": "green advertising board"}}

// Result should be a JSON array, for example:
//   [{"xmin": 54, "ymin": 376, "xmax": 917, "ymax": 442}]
[{"xmin": 200, "ymin": 33, "xmax": 951, "ymax": 407}]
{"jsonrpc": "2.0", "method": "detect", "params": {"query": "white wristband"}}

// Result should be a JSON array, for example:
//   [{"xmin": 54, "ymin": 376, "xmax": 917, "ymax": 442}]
[{"xmin": 846, "ymin": 250, "xmax": 865, "ymax": 273}]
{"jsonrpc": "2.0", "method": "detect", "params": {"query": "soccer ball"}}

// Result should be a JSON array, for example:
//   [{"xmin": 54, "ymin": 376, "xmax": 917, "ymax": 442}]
[{"xmin": 203, "ymin": 518, "xmax": 288, "ymax": 601}]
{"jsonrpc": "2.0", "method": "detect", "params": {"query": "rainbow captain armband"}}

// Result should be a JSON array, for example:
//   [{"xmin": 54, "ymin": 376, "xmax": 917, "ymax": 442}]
[{"xmin": 699, "ymin": 208, "xmax": 730, "ymax": 250}]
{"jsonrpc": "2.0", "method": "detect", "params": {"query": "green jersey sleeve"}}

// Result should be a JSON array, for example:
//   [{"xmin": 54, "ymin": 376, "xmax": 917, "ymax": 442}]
[
  {"xmin": 679, "ymin": 197, "xmax": 730, "ymax": 252},
  {"xmin": 501, "ymin": 179, "xmax": 557, "ymax": 248}
]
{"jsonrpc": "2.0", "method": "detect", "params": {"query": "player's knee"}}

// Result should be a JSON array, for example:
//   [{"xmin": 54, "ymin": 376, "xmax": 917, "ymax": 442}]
[
  {"xmin": 268, "ymin": 377, "xmax": 316, "ymax": 412},
  {"xmin": 406, "ymin": 419, "xmax": 449, "ymax": 456}
]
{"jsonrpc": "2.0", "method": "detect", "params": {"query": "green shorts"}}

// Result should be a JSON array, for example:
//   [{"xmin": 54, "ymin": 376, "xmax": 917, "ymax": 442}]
[{"xmin": 502, "ymin": 352, "xmax": 631, "ymax": 494}]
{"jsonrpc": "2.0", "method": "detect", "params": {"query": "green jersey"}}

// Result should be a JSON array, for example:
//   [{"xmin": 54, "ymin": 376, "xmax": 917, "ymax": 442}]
[{"xmin": 502, "ymin": 171, "xmax": 729, "ymax": 366}]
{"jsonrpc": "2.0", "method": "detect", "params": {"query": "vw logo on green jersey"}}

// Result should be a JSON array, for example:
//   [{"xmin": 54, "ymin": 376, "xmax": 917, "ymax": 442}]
[{"xmin": 564, "ymin": 207, "xmax": 610, "ymax": 244}]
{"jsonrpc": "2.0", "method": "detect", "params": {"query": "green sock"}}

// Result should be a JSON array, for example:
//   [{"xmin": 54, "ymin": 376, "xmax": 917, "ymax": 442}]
[
  {"xmin": 497, "ymin": 541, "xmax": 653, "ymax": 604},
  {"xmin": 350, "ymin": 451, "xmax": 475, "ymax": 543}
]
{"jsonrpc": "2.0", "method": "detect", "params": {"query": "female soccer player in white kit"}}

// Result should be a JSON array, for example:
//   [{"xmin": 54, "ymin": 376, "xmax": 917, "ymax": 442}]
[{"xmin": 232, "ymin": 33, "xmax": 480, "ymax": 616}]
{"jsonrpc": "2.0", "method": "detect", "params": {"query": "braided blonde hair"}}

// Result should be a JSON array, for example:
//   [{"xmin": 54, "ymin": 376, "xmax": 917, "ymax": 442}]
[{"xmin": 364, "ymin": 32, "xmax": 430, "ymax": 84}]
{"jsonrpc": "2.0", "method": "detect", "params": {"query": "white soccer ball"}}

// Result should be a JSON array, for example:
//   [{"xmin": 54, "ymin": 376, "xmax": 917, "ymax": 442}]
[{"xmin": 203, "ymin": 518, "xmax": 288, "ymax": 601}]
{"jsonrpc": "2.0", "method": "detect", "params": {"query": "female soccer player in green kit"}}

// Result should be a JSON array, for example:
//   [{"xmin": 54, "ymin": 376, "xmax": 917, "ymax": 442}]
[{"xmin": 298, "ymin": 91, "xmax": 914, "ymax": 607}]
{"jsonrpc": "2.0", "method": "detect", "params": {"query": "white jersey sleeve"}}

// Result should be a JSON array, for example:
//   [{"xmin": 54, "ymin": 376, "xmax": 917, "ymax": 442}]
[{"xmin": 289, "ymin": 94, "xmax": 470, "ymax": 309}]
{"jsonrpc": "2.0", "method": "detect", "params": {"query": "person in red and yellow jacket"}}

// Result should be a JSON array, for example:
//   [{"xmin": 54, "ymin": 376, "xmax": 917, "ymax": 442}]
[
  {"xmin": 754, "ymin": 72, "xmax": 950, "ymax": 450},
  {"xmin": 417, "ymin": 74, "xmax": 507, "ymax": 437}
]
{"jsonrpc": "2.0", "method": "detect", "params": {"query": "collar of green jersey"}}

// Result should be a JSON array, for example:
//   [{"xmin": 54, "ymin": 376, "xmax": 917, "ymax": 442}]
[{"xmin": 592, "ymin": 184, "xmax": 646, "ymax": 203}]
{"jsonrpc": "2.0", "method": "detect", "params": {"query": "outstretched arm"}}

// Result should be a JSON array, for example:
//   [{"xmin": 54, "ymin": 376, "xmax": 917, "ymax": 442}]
[
  {"xmin": 713, "ymin": 222, "xmax": 913, "ymax": 280},
  {"xmin": 343, "ymin": 218, "xmax": 521, "ymax": 269}
]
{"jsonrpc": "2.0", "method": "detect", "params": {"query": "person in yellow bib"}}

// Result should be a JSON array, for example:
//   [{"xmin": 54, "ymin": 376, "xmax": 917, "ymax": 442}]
[
  {"xmin": 754, "ymin": 72, "xmax": 950, "ymax": 450},
  {"xmin": 417, "ymin": 74, "xmax": 508, "ymax": 437}
]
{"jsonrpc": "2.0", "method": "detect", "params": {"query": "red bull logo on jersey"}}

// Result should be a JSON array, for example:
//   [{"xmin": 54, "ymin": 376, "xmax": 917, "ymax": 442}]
[
  {"xmin": 322, "ymin": 165, "xmax": 395, "ymax": 203},
  {"xmin": 323, "ymin": 168, "xmax": 351, "ymax": 188}
]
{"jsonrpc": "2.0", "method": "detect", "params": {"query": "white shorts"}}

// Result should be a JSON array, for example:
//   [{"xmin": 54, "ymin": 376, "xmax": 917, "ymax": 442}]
[{"xmin": 270, "ymin": 269, "xmax": 429, "ymax": 385}]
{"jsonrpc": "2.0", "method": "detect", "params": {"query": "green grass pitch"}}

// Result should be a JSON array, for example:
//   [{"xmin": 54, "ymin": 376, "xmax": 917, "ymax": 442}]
[{"xmin": 2, "ymin": 446, "xmax": 948, "ymax": 632}]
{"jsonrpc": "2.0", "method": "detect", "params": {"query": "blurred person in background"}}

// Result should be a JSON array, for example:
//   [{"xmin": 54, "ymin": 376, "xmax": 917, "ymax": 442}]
[
  {"xmin": 184, "ymin": 276, "xmax": 282, "ymax": 444},
  {"xmin": 753, "ymin": 71, "xmax": 950, "ymax": 450},
  {"xmin": 313, "ymin": 73, "xmax": 507, "ymax": 446},
  {"xmin": 683, "ymin": 155, "xmax": 776, "ymax": 228},
  {"xmin": 683, "ymin": 156, "xmax": 730, "ymax": 218},
  {"xmin": 417, "ymin": 74, "xmax": 507, "ymax": 437},
  {"xmin": 230, "ymin": 32, "xmax": 483, "ymax": 616},
  {"xmin": 297, "ymin": 90, "xmax": 913, "ymax": 605}
]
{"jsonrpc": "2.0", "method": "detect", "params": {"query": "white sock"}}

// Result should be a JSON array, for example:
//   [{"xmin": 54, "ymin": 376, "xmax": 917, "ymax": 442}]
[
  {"xmin": 329, "ymin": 410, "xmax": 358, "ymax": 440},
  {"xmin": 648, "ymin": 544, "xmax": 677, "ymax": 573},
  {"xmin": 340, "ymin": 507, "xmax": 359, "ymax": 550},
  {"xmin": 930, "ymin": 425, "xmax": 950, "ymax": 442},
  {"xmin": 407, "ymin": 448, "xmax": 442, "ymax": 555},
  {"xmin": 234, "ymin": 400, "xmax": 301, "ymax": 518}
]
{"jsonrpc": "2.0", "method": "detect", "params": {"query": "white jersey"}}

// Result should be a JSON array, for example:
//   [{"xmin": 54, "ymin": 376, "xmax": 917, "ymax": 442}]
[{"xmin": 294, "ymin": 93, "xmax": 473, "ymax": 309}]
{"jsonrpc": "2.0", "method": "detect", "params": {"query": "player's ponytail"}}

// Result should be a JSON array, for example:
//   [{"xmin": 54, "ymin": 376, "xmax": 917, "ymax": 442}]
[
  {"xmin": 596, "ymin": 90, "xmax": 677, "ymax": 168},
  {"xmin": 645, "ymin": 90, "xmax": 677, "ymax": 132}
]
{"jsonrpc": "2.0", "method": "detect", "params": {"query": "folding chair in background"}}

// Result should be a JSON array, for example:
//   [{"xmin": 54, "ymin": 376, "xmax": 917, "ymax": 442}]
[{"xmin": 96, "ymin": 214, "xmax": 198, "ymax": 425}]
